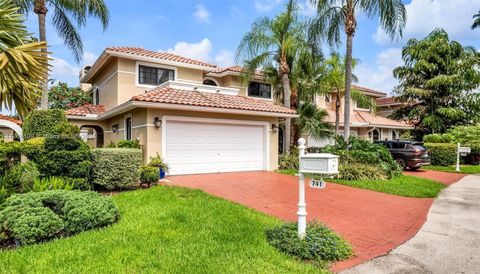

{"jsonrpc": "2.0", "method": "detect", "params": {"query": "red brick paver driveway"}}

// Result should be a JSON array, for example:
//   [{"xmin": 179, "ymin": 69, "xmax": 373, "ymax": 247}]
[{"xmin": 169, "ymin": 171, "xmax": 434, "ymax": 272}]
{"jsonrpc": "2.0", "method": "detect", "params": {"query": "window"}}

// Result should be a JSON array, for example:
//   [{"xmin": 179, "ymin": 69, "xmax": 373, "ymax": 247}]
[
  {"xmin": 392, "ymin": 130, "xmax": 397, "ymax": 140},
  {"xmin": 356, "ymin": 99, "xmax": 371, "ymax": 110},
  {"xmin": 138, "ymin": 65, "xmax": 175, "ymax": 86},
  {"xmin": 248, "ymin": 81, "xmax": 272, "ymax": 99},
  {"xmin": 125, "ymin": 117, "xmax": 132, "ymax": 140},
  {"xmin": 203, "ymin": 79, "xmax": 217, "ymax": 86},
  {"xmin": 94, "ymin": 88, "xmax": 99, "ymax": 105},
  {"xmin": 372, "ymin": 129, "xmax": 380, "ymax": 141}
]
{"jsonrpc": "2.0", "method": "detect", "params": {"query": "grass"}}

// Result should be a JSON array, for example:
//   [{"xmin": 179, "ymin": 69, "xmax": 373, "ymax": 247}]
[
  {"xmin": 278, "ymin": 169, "xmax": 445, "ymax": 198},
  {"xmin": 0, "ymin": 186, "xmax": 327, "ymax": 274},
  {"xmin": 423, "ymin": 165, "xmax": 480, "ymax": 174}
]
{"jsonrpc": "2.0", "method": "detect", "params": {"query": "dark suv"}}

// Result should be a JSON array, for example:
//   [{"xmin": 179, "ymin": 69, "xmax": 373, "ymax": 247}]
[{"xmin": 375, "ymin": 140, "xmax": 431, "ymax": 170}]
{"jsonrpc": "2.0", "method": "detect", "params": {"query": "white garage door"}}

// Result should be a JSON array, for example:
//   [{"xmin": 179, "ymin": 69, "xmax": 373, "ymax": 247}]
[{"xmin": 164, "ymin": 118, "xmax": 267, "ymax": 175}]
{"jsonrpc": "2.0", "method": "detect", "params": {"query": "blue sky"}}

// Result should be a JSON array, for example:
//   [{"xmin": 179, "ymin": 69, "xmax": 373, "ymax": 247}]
[{"xmin": 21, "ymin": 0, "xmax": 480, "ymax": 94}]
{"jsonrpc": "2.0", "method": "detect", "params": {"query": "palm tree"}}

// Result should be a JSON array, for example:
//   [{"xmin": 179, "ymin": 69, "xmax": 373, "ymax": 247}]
[
  {"xmin": 236, "ymin": 0, "xmax": 307, "ymax": 154},
  {"xmin": 14, "ymin": 0, "xmax": 109, "ymax": 109},
  {"xmin": 296, "ymin": 102, "xmax": 332, "ymax": 141},
  {"xmin": 0, "ymin": 0, "xmax": 48, "ymax": 118},
  {"xmin": 472, "ymin": 10, "xmax": 480, "ymax": 29},
  {"xmin": 310, "ymin": 0, "xmax": 406, "ymax": 141}
]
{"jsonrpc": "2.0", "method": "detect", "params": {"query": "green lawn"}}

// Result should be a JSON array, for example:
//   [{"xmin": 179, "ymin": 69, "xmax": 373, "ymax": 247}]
[
  {"xmin": 278, "ymin": 169, "xmax": 445, "ymax": 198},
  {"xmin": 423, "ymin": 165, "xmax": 480, "ymax": 174},
  {"xmin": 0, "ymin": 186, "xmax": 325, "ymax": 274}
]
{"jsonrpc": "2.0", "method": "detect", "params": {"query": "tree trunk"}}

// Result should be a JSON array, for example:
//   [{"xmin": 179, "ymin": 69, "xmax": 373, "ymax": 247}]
[
  {"xmin": 35, "ymin": 0, "xmax": 49, "ymax": 109},
  {"xmin": 343, "ymin": 33, "xmax": 353, "ymax": 142},
  {"xmin": 281, "ymin": 73, "xmax": 291, "ymax": 154},
  {"xmin": 335, "ymin": 92, "xmax": 341, "ymax": 136}
]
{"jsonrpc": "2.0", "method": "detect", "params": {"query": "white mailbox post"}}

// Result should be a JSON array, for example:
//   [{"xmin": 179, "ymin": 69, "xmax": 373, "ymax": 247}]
[{"xmin": 297, "ymin": 138, "xmax": 339, "ymax": 239}]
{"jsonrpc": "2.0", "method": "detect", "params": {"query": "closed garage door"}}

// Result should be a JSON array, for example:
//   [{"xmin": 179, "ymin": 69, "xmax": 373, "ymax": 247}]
[{"xmin": 164, "ymin": 118, "xmax": 267, "ymax": 175}]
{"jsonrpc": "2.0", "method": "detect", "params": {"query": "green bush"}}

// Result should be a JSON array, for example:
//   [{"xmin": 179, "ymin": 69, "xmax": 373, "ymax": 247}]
[
  {"xmin": 31, "ymin": 177, "xmax": 74, "ymax": 192},
  {"xmin": 22, "ymin": 110, "xmax": 68, "ymax": 140},
  {"xmin": 424, "ymin": 143, "xmax": 457, "ymax": 166},
  {"xmin": 266, "ymin": 222, "xmax": 352, "ymax": 264},
  {"xmin": 0, "ymin": 142, "xmax": 23, "ymax": 176},
  {"xmin": 337, "ymin": 163, "xmax": 386, "ymax": 181},
  {"xmin": 0, "ymin": 190, "xmax": 119, "ymax": 245},
  {"xmin": 1, "ymin": 162, "xmax": 39, "ymax": 195},
  {"xmin": 116, "ymin": 140, "xmax": 141, "ymax": 149},
  {"xmin": 91, "ymin": 148, "xmax": 142, "ymax": 189},
  {"xmin": 140, "ymin": 166, "xmax": 159, "ymax": 186},
  {"xmin": 148, "ymin": 153, "xmax": 169, "ymax": 172},
  {"xmin": 278, "ymin": 147, "xmax": 299, "ymax": 170},
  {"xmin": 423, "ymin": 134, "xmax": 452, "ymax": 143}
]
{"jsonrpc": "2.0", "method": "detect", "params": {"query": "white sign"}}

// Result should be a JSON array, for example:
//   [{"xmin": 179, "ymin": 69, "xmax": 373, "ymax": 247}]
[
  {"xmin": 459, "ymin": 147, "xmax": 471, "ymax": 154},
  {"xmin": 310, "ymin": 179, "xmax": 326, "ymax": 189}
]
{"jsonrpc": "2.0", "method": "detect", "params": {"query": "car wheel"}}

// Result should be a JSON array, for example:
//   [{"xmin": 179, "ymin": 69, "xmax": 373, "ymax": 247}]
[
  {"xmin": 396, "ymin": 158, "xmax": 407, "ymax": 170},
  {"xmin": 409, "ymin": 167, "xmax": 421, "ymax": 171}
]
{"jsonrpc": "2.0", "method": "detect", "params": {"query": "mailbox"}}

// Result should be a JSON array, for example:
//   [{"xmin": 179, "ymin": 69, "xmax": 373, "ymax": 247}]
[{"xmin": 299, "ymin": 153, "xmax": 339, "ymax": 175}]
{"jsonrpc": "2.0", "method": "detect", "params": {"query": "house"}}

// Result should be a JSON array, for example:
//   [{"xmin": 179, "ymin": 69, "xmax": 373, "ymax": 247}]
[
  {"xmin": 307, "ymin": 86, "xmax": 413, "ymax": 147},
  {"xmin": 65, "ymin": 47, "xmax": 296, "ymax": 175},
  {"xmin": 0, "ymin": 114, "xmax": 22, "ymax": 142},
  {"xmin": 376, "ymin": 96, "xmax": 404, "ymax": 118}
]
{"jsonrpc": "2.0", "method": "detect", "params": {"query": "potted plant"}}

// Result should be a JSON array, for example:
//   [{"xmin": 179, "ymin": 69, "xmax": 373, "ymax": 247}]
[{"xmin": 148, "ymin": 153, "xmax": 169, "ymax": 179}]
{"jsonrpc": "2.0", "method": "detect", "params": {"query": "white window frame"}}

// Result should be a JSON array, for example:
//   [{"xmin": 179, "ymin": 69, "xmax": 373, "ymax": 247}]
[
  {"xmin": 135, "ymin": 61, "xmax": 177, "ymax": 88},
  {"xmin": 246, "ymin": 81, "xmax": 273, "ymax": 101},
  {"xmin": 124, "ymin": 113, "xmax": 133, "ymax": 140}
]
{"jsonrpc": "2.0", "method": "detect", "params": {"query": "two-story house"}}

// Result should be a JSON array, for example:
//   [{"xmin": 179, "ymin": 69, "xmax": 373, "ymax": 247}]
[
  {"xmin": 65, "ymin": 47, "xmax": 296, "ymax": 175},
  {"xmin": 307, "ymin": 86, "xmax": 413, "ymax": 147}
]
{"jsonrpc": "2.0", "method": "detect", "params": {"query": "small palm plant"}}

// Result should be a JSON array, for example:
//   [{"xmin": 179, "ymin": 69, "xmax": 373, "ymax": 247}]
[{"xmin": 148, "ymin": 153, "xmax": 169, "ymax": 179}]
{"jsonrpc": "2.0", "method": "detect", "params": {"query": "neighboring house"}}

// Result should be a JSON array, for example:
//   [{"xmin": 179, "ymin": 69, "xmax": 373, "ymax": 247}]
[
  {"xmin": 307, "ymin": 86, "xmax": 413, "ymax": 147},
  {"xmin": 0, "ymin": 114, "xmax": 22, "ymax": 142},
  {"xmin": 376, "ymin": 96, "xmax": 404, "ymax": 118},
  {"xmin": 65, "ymin": 47, "xmax": 296, "ymax": 175}
]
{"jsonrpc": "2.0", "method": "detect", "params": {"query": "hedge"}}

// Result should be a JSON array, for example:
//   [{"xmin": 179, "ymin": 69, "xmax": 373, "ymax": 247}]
[
  {"xmin": 424, "ymin": 143, "xmax": 457, "ymax": 166},
  {"xmin": 91, "ymin": 148, "xmax": 142, "ymax": 189},
  {"xmin": 0, "ymin": 190, "xmax": 118, "ymax": 245},
  {"xmin": 22, "ymin": 110, "xmax": 68, "ymax": 139}
]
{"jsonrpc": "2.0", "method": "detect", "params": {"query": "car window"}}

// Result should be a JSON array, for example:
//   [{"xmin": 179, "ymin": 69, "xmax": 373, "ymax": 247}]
[
  {"xmin": 413, "ymin": 145, "xmax": 427, "ymax": 151},
  {"xmin": 391, "ymin": 143, "xmax": 405, "ymax": 149}
]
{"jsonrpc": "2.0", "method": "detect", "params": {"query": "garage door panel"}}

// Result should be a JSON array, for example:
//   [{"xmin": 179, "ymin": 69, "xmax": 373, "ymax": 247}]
[{"xmin": 165, "ymin": 120, "xmax": 266, "ymax": 175}]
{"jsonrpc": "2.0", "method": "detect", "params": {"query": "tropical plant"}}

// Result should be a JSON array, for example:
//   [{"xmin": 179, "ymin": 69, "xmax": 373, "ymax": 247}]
[
  {"xmin": 392, "ymin": 29, "xmax": 480, "ymax": 137},
  {"xmin": 49, "ymin": 82, "xmax": 92, "ymax": 109},
  {"xmin": 0, "ymin": 0, "xmax": 48, "ymax": 117},
  {"xmin": 310, "ymin": 0, "xmax": 406, "ymax": 141},
  {"xmin": 296, "ymin": 102, "xmax": 332, "ymax": 142},
  {"xmin": 472, "ymin": 10, "xmax": 480, "ymax": 29},
  {"xmin": 148, "ymin": 153, "xmax": 169, "ymax": 172},
  {"xmin": 14, "ymin": 0, "xmax": 109, "ymax": 109},
  {"xmin": 237, "ymin": 0, "xmax": 307, "ymax": 154}
]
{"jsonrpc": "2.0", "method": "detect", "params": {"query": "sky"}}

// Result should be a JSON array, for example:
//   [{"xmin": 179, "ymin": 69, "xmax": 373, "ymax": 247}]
[{"xmin": 17, "ymin": 0, "xmax": 480, "ymax": 98}]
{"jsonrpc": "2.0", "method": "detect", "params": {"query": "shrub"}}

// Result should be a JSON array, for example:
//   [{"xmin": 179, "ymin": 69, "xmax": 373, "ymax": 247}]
[
  {"xmin": 148, "ymin": 153, "xmax": 169, "ymax": 172},
  {"xmin": 423, "ymin": 134, "xmax": 452, "ymax": 143},
  {"xmin": 31, "ymin": 177, "xmax": 74, "ymax": 192},
  {"xmin": 266, "ymin": 222, "xmax": 352, "ymax": 264},
  {"xmin": 1, "ymin": 162, "xmax": 39, "ymax": 195},
  {"xmin": 424, "ymin": 143, "xmax": 457, "ymax": 166},
  {"xmin": 140, "ymin": 166, "xmax": 159, "ymax": 187},
  {"xmin": 0, "ymin": 142, "xmax": 23, "ymax": 176},
  {"xmin": 0, "ymin": 190, "xmax": 119, "ymax": 245},
  {"xmin": 337, "ymin": 163, "xmax": 386, "ymax": 181},
  {"xmin": 91, "ymin": 148, "xmax": 142, "ymax": 189},
  {"xmin": 278, "ymin": 147, "xmax": 299, "ymax": 170},
  {"xmin": 116, "ymin": 140, "xmax": 141, "ymax": 149},
  {"xmin": 22, "ymin": 110, "xmax": 68, "ymax": 139}
]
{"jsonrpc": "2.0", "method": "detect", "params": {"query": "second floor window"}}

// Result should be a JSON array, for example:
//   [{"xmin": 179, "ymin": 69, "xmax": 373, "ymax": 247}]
[
  {"xmin": 139, "ymin": 65, "xmax": 175, "ymax": 86},
  {"xmin": 125, "ymin": 117, "xmax": 132, "ymax": 140},
  {"xmin": 248, "ymin": 81, "xmax": 271, "ymax": 99},
  {"xmin": 94, "ymin": 88, "xmax": 100, "ymax": 105},
  {"xmin": 356, "ymin": 100, "xmax": 371, "ymax": 110}
]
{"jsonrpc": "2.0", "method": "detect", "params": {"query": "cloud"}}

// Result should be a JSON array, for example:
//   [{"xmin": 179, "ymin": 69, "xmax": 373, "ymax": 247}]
[
  {"xmin": 214, "ymin": 50, "xmax": 235, "ymax": 67},
  {"xmin": 299, "ymin": 0, "xmax": 316, "ymax": 16},
  {"xmin": 194, "ymin": 4, "xmax": 210, "ymax": 23},
  {"xmin": 50, "ymin": 57, "xmax": 79, "ymax": 78},
  {"xmin": 82, "ymin": 51, "xmax": 98, "ymax": 66},
  {"xmin": 354, "ymin": 48, "xmax": 403, "ymax": 94},
  {"xmin": 373, "ymin": 0, "xmax": 480, "ymax": 45},
  {"xmin": 254, "ymin": 0, "xmax": 281, "ymax": 12},
  {"xmin": 167, "ymin": 38, "xmax": 213, "ymax": 62}
]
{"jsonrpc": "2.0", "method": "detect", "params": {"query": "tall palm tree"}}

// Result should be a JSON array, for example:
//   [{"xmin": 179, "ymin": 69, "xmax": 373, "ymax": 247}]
[
  {"xmin": 310, "ymin": 0, "xmax": 406, "ymax": 141},
  {"xmin": 14, "ymin": 0, "xmax": 109, "ymax": 109},
  {"xmin": 0, "ymin": 0, "xmax": 48, "ymax": 118},
  {"xmin": 472, "ymin": 10, "xmax": 480, "ymax": 29},
  {"xmin": 236, "ymin": 0, "xmax": 307, "ymax": 154}
]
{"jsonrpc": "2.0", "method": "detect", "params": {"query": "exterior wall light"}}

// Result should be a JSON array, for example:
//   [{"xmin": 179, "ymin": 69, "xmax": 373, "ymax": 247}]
[
  {"xmin": 112, "ymin": 124, "xmax": 119, "ymax": 133},
  {"xmin": 271, "ymin": 123, "xmax": 279, "ymax": 132},
  {"xmin": 154, "ymin": 117, "xmax": 162, "ymax": 128}
]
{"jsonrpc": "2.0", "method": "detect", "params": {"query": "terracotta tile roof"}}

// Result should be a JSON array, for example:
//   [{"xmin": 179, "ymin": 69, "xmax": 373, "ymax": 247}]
[
  {"xmin": 323, "ymin": 109, "xmax": 412, "ymax": 128},
  {"xmin": 106, "ymin": 47, "xmax": 217, "ymax": 68},
  {"xmin": 0, "ymin": 114, "xmax": 22, "ymax": 125},
  {"xmin": 352, "ymin": 85, "xmax": 387, "ymax": 96},
  {"xmin": 132, "ymin": 86, "xmax": 296, "ymax": 115},
  {"xmin": 376, "ymin": 96, "xmax": 400, "ymax": 105},
  {"xmin": 65, "ymin": 104, "xmax": 106, "ymax": 116}
]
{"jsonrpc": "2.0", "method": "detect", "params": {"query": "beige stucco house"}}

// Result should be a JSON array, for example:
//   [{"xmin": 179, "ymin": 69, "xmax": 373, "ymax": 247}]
[
  {"xmin": 66, "ymin": 47, "xmax": 296, "ymax": 175},
  {"xmin": 307, "ymin": 86, "xmax": 413, "ymax": 147}
]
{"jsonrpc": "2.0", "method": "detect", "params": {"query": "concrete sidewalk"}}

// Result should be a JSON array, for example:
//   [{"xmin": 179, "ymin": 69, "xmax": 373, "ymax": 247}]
[{"xmin": 342, "ymin": 175, "xmax": 480, "ymax": 274}]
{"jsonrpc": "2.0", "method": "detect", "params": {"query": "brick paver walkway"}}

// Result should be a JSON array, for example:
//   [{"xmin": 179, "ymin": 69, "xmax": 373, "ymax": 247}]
[
  {"xmin": 169, "ymin": 171, "xmax": 434, "ymax": 272},
  {"xmin": 403, "ymin": 169, "xmax": 467, "ymax": 185}
]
